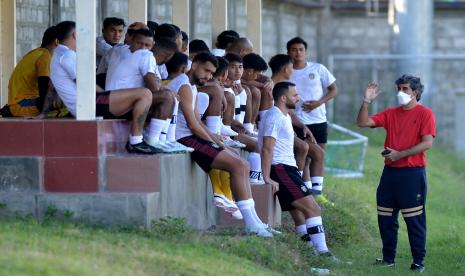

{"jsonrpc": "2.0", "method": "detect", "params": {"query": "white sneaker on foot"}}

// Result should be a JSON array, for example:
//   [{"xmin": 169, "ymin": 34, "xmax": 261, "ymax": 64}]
[
  {"xmin": 221, "ymin": 125, "xmax": 238, "ymax": 137},
  {"xmin": 246, "ymin": 225, "xmax": 273, "ymax": 238}
]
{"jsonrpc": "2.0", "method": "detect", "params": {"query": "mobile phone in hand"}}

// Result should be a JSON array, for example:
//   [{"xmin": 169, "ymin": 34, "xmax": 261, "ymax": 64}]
[{"xmin": 381, "ymin": 149, "xmax": 391, "ymax": 155}]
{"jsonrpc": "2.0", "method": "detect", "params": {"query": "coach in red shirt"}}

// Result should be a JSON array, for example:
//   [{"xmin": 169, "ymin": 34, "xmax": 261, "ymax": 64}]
[{"xmin": 357, "ymin": 75, "xmax": 436, "ymax": 273}]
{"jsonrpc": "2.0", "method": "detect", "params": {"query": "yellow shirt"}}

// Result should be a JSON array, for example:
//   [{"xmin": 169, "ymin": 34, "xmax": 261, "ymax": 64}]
[{"xmin": 8, "ymin": 48, "xmax": 51, "ymax": 116}]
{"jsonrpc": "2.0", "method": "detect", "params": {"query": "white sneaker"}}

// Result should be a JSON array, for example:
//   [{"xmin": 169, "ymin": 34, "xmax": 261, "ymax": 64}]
[
  {"xmin": 231, "ymin": 209, "xmax": 243, "ymax": 220},
  {"xmin": 221, "ymin": 125, "xmax": 238, "ymax": 137},
  {"xmin": 146, "ymin": 140, "xmax": 172, "ymax": 153},
  {"xmin": 263, "ymin": 223, "xmax": 282, "ymax": 235},
  {"xmin": 166, "ymin": 141, "xmax": 194, "ymax": 152},
  {"xmin": 246, "ymin": 224, "xmax": 273, "ymax": 238},
  {"xmin": 213, "ymin": 194, "xmax": 242, "ymax": 218}
]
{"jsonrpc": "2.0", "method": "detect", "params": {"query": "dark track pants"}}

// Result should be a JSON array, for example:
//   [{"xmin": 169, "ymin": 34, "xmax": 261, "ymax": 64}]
[{"xmin": 376, "ymin": 166, "xmax": 427, "ymax": 264}]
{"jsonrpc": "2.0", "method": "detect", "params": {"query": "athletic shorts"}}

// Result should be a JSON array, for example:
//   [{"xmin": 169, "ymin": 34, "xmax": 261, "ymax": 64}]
[
  {"xmin": 95, "ymin": 91, "xmax": 132, "ymax": 119},
  {"xmin": 178, "ymin": 135, "xmax": 223, "ymax": 173},
  {"xmin": 270, "ymin": 163, "xmax": 312, "ymax": 211},
  {"xmin": 294, "ymin": 122, "xmax": 328, "ymax": 144}
]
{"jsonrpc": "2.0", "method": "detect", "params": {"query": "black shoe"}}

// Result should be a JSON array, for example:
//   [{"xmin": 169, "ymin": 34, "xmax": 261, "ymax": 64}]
[
  {"xmin": 374, "ymin": 258, "xmax": 395, "ymax": 267},
  {"xmin": 126, "ymin": 141, "xmax": 162, "ymax": 154},
  {"xmin": 410, "ymin": 263, "xmax": 425, "ymax": 273}
]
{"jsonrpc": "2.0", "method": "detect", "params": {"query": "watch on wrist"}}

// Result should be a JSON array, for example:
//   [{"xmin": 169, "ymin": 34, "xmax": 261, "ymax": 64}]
[{"xmin": 363, "ymin": 98, "xmax": 372, "ymax": 104}]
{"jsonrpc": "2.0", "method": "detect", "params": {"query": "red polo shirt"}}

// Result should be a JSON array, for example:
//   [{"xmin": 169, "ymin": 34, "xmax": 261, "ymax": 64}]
[{"xmin": 371, "ymin": 104, "xmax": 436, "ymax": 168}]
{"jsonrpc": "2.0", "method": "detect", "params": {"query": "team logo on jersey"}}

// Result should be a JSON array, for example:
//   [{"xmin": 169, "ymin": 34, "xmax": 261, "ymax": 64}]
[
  {"xmin": 309, "ymin": 73, "xmax": 315, "ymax": 79},
  {"xmin": 301, "ymin": 185, "xmax": 308, "ymax": 193}
]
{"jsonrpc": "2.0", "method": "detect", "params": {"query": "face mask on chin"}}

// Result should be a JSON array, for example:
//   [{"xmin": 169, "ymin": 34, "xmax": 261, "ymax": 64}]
[{"xmin": 397, "ymin": 91, "xmax": 413, "ymax": 106}]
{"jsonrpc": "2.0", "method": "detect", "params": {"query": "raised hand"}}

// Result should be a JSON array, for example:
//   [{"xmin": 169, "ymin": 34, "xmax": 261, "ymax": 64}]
[{"xmin": 364, "ymin": 83, "xmax": 381, "ymax": 101}]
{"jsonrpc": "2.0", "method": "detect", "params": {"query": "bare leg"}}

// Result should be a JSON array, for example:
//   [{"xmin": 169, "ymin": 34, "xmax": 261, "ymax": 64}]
[
  {"xmin": 223, "ymin": 92, "xmax": 235, "ymax": 125},
  {"xmin": 234, "ymin": 133, "xmax": 259, "ymax": 153},
  {"xmin": 244, "ymin": 88, "xmax": 253, "ymax": 124},
  {"xmin": 108, "ymin": 88, "xmax": 152, "ymax": 136},
  {"xmin": 211, "ymin": 149, "xmax": 251, "ymax": 200},
  {"xmin": 249, "ymin": 86, "xmax": 261, "ymax": 124},
  {"xmin": 307, "ymin": 142, "xmax": 325, "ymax": 177},
  {"xmin": 202, "ymin": 87, "xmax": 223, "ymax": 116},
  {"xmin": 151, "ymin": 89, "xmax": 175, "ymax": 119},
  {"xmin": 290, "ymin": 209, "xmax": 306, "ymax": 227},
  {"xmin": 294, "ymin": 137, "xmax": 309, "ymax": 171}
]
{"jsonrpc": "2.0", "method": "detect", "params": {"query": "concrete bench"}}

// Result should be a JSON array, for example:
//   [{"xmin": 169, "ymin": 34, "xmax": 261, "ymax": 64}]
[{"xmin": 0, "ymin": 119, "xmax": 280, "ymax": 229}]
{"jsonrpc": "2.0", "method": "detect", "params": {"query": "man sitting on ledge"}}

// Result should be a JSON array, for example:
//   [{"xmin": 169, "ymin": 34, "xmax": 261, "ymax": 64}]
[
  {"xmin": 2, "ymin": 26, "xmax": 58, "ymax": 117},
  {"xmin": 50, "ymin": 21, "xmax": 159, "ymax": 154}
]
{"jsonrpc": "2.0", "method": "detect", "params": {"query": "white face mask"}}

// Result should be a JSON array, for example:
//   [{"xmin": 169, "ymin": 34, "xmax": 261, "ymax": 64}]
[{"xmin": 397, "ymin": 91, "xmax": 413, "ymax": 106}]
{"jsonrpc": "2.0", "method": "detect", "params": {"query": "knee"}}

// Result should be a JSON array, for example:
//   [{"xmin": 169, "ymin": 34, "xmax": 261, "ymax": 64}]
[
  {"xmin": 307, "ymin": 144, "xmax": 324, "ymax": 161},
  {"xmin": 141, "ymin": 88, "xmax": 153, "ymax": 103},
  {"xmin": 295, "ymin": 141, "xmax": 309, "ymax": 157},
  {"xmin": 251, "ymin": 87, "xmax": 261, "ymax": 101}
]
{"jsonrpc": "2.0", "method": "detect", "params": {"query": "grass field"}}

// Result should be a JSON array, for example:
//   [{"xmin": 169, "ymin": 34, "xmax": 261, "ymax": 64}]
[{"xmin": 0, "ymin": 128, "xmax": 464, "ymax": 275}]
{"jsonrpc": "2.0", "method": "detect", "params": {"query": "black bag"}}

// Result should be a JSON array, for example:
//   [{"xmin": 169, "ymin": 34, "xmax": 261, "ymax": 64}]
[{"xmin": 0, "ymin": 105, "xmax": 13, "ymax": 117}]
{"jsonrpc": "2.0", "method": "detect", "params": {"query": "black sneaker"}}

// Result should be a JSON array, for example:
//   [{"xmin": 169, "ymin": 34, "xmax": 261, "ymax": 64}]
[
  {"xmin": 410, "ymin": 263, "xmax": 425, "ymax": 273},
  {"xmin": 126, "ymin": 141, "xmax": 162, "ymax": 154},
  {"xmin": 374, "ymin": 258, "xmax": 395, "ymax": 267}
]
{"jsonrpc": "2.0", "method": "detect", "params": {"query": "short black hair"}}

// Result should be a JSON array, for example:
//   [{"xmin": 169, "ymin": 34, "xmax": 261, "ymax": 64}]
[
  {"xmin": 147, "ymin": 21, "xmax": 159, "ymax": 35},
  {"xmin": 213, "ymin": 56, "xmax": 229, "ymax": 78},
  {"xmin": 189, "ymin": 39, "xmax": 210, "ymax": 54},
  {"xmin": 286, "ymin": 36, "xmax": 308, "ymax": 52},
  {"xmin": 165, "ymin": 52, "xmax": 188, "ymax": 75},
  {"xmin": 170, "ymin": 24, "xmax": 181, "ymax": 34},
  {"xmin": 395, "ymin": 74, "xmax": 424, "ymax": 101},
  {"xmin": 41, "ymin": 26, "xmax": 57, "ymax": 48},
  {"xmin": 243, "ymin": 53, "xmax": 268, "ymax": 71},
  {"xmin": 224, "ymin": 53, "xmax": 242, "ymax": 64},
  {"xmin": 154, "ymin": 37, "xmax": 178, "ymax": 53},
  {"xmin": 181, "ymin": 31, "xmax": 188, "ymax": 43},
  {"xmin": 103, "ymin": 17, "xmax": 126, "ymax": 29},
  {"xmin": 132, "ymin": 28, "xmax": 154, "ymax": 40},
  {"xmin": 55, "ymin": 21, "xmax": 76, "ymax": 42},
  {"xmin": 154, "ymin": 23, "xmax": 177, "ymax": 40},
  {"xmin": 193, "ymin": 52, "xmax": 218, "ymax": 68},
  {"xmin": 216, "ymin": 30, "xmax": 239, "ymax": 49},
  {"xmin": 268, "ymin": 54, "xmax": 292, "ymax": 75},
  {"xmin": 273, "ymin": 81, "xmax": 296, "ymax": 101}
]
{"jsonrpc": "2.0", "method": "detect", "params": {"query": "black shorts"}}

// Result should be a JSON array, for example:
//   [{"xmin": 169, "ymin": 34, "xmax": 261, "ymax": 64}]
[
  {"xmin": 294, "ymin": 122, "xmax": 328, "ymax": 144},
  {"xmin": 95, "ymin": 91, "xmax": 132, "ymax": 119},
  {"xmin": 270, "ymin": 163, "xmax": 312, "ymax": 211},
  {"xmin": 178, "ymin": 135, "xmax": 223, "ymax": 173}
]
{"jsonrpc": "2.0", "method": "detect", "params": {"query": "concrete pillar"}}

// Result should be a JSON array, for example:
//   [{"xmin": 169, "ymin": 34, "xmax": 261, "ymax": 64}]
[
  {"xmin": 246, "ymin": 0, "xmax": 262, "ymax": 55},
  {"xmin": 211, "ymin": 0, "xmax": 228, "ymax": 46},
  {"xmin": 75, "ymin": 0, "xmax": 97, "ymax": 120},
  {"xmin": 0, "ymin": 0, "xmax": 16, "ymax": 108},
  {"xmin": 129, "ymin": 0, "xmax": 147, "ymax": 23},
  {"xmin": 172, "ymin": 0, "xmax": 190, "ymax": 35},
  {"xmin": 393, "ymin": 0, "xmax": 433, "ymax": 106}
]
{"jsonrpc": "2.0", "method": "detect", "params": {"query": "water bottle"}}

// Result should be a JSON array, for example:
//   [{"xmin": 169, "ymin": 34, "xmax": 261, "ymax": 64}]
[{"xmin": 310, "ymin": 267, "xmax": 330, "ymax": 275}]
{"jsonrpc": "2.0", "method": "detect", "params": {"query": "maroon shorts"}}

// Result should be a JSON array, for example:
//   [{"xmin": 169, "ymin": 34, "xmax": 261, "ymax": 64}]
[
  {"xmin": 270, "ymin": 163, "xmax": 312, "ymax": 211},
  {"xmin": 178, "ymin": 135, "xmax": 223, "ymax": 172},
  {"xmin": 95, "ymin": 91, "xmax": 132, "ymax": 119}
]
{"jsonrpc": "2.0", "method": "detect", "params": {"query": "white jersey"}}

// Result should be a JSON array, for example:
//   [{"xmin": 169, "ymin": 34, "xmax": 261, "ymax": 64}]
[
  {"xmin": 165, "ymin": 74, "xmax": 198, "ymax": 140},
  {"xmin": 258, "ymin": 106, "xmax": 297, "ymax": 167},
  {"xmin": 211, "ymin": 48, "xmax": 225, "ymax": 57},
  {"xmin": 106, "ymin": 48, "xmax": 160, "ymax": 90},
  {"xmin": 234, "ymin": 88, "xmax": 247, "ymax": 124},
  {"xmin": 50, "ymin": 44, "xmax": 78, "ymax": 116},
  {"xmin": 158, "ymin": 64, "xmax": 169, "ymax": 80},
  {"xmin": 96, "ymin": 36, "xmax": 114, "ymax": 67},
  {"xmin": 290, "ymin": 62, "xmax": 336, "ymax": 124}
]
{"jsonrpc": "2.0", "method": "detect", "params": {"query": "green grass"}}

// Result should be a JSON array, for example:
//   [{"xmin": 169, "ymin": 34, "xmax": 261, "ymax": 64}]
[{"xmin": 1, "ymin": 128, "xmax": 464, "ymax": 275}]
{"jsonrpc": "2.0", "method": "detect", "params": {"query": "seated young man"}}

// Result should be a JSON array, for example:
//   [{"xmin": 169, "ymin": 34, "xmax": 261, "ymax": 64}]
[
  {"xmin": 173, "ymin": 52, "xmax": 273, "ymax": 237},
  {"xmin": 104, "ymin": 28, "xmax": 179, "ymax": 153},
  {"xmin": 241, "ymin": 53, "xmax": 269, "ymax": 134},
  {"xmin": 260, "ymin": 81, "xmax": 337, "ymax": 258},
  {"xmin": 97, "ymin": 21, "xmax": 148, "ymax": 88},
  {"xmin": 224, "ymin": 53, "xmax": 264, "ymax": 184},
  {"xmin": 50, "ymin": 21, "xmax": 158, "ymax": 154},
  {"xmin": 96, "ymin": 17, "xmax": 125, "ymax": 67},
  {"xmin": 165, "ymin": 52, "xmax": 242, "ymax": 219},
  {"xmin": 3, "ymin": 26, "xmax": 58, "ymax": 117}
]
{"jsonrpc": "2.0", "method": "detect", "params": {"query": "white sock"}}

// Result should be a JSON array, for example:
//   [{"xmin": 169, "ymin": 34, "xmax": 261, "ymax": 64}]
[
  {"xmin": 247, "ymin": 152, "xmax": 262, "ymax": 181},
  {"xmin": 159, "ymin": 119, "xmax": 171, "ymax": 143},
  {"xmin": 168, "ymin": 100, "xmax": 179, "ymax": 142},
  {"xmin": 304, "ymin": 180, "xmax": 312, "ymax": 190},
  {"xmin": 237, "ymin": 200, "xmax": 260, "ymax": 228},
  {"xmin": 247, "ymin": 198, "xmax": 264, "ymax": 225},
  {"xmin": 129, "ymin": 135, "xmax": 143, "ymax": 145},
  {"xmin": 148, "ymin": 118, "xmax": 166, "ymax": 143},
  {"xmin": 311, "ymin": 176, "xmax": 324, "ymax": 194},
  {"xmin": 239, "ymin": 89, "xmax": 247, "ymax": 123},
  {"xmin": 206, "ymin": 116, "xmax": 222, "ymax": 134},
  {"xmin": 306, "ymin": 216, "xmax": 328, "ymax": 253},
  {"xmin": 243, "ymin": 123, "xmax": 254, "ymax": 133},
  {"xmin": 296, "ymin": 224, "xmax": 314, "ymax": 247}
]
